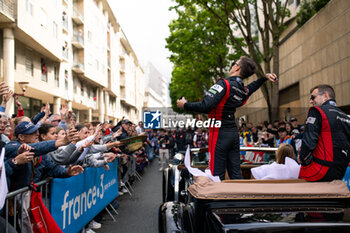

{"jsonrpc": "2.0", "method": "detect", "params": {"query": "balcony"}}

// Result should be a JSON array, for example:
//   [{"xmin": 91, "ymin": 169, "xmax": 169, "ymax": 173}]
[
  {"xmin": 120, "ymin": 88, "xmax": 126, "ymax": 101},
  {"xmin": 0, "ymin": 0, "xmax": 15, "ymax": 23},
  {"xmin": 62, "ymin": 19, "xmax": 68, "ymax": 32},
  {"xmin": 120, "ymin": 75, "xmax": 125, "ymax": 87},
  {"xmin": 62, "ymin": 49, "xmax": 69, "ymax": 61},
  {"xmin": 119, "ymin": 61, "xmax": 125, "ymax": 73},
  {"xmin": 72, "ymin": 60, "xmax": 84, "ymax": 74},
  {"xmin": 107, "ymin": 57, "xmax": 111, "ymax": 68},
  {"xmin": 72, "ymin": 32, "xmax": 84, "ymax": 49},
  {"xmin": 72, "ymin": 7, "xmax": 84, "ymax": 25}
]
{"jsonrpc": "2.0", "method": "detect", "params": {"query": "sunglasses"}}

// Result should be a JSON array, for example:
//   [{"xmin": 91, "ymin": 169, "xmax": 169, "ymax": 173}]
[
  {"xmin": 231, "ymin": 61, "xmax": 240, "ymax": 67},
  {"xmin": 310, "ymin": 92, "xmax": 323, "ymax": 100}
]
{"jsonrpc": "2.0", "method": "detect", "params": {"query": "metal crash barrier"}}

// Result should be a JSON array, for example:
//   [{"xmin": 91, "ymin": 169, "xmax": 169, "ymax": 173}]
[
  {"xmin": 3, "ymin": 161, "xmax": 122, "ymax": 233},
  {"xmin": 4, "ymin": 178, "xmax": 51, "ymax": 233}
]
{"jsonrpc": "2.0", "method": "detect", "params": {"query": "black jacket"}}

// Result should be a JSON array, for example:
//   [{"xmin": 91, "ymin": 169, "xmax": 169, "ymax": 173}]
[
  {"xmin": 299, "ymin": 100, "xmax": 350, "ymax": 181},
  {"xmin": 184, "ymin": 76, "xmax": 266, "ymax": 128},
  {"xmin": 300, "ymin": 100, "xmax": 350, "ymax": 164}
]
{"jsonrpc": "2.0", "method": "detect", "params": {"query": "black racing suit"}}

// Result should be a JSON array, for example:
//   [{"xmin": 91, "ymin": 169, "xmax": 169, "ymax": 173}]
[
  {"xmin": 299, "ymin": 99, "xmax": 350, "ymax": 181},
  {"xmin": 184, "ymin": 75, "xmax": 267, "ymax": 180}
]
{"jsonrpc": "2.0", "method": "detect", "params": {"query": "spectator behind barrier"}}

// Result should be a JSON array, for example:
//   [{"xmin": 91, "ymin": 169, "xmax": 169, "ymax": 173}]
[{"xmin": 4, "ymin": 121, "xmax": 78, "ymax": 190}]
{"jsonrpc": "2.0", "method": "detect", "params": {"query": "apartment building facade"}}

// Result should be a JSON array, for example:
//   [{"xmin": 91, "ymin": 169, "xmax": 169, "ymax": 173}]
[
  {"xmin": 143, "ymin": 62, "xmax": 170, "ymax": 108},
  {"xmin": 0, "ymin": 0, "xmax": 146, "ymax": 123}
]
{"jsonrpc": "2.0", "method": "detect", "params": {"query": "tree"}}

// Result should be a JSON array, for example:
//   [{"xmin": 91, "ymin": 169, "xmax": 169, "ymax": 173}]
[
  {"xmin": 166, "ymin": 2, "xmax": 242, "ymax": 111},
  {"xmin": 169, "ymin": 0, "xmax": 290, "ymax": 121}
]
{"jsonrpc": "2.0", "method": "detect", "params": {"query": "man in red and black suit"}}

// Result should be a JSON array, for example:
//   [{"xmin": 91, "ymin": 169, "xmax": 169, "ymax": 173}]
[
  {"xmin": 177, "ymin": 56, "xmax": 277, "ymax": 180},
  {"xmin": 298, "ymin": 84, "xmax": 350, "ymax": 181}
]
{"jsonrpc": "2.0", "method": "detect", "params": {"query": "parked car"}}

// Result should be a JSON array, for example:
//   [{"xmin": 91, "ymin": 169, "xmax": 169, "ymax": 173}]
[{"xmin": 159, "ymin": 148, "xmax": 350, "ymax": 233}]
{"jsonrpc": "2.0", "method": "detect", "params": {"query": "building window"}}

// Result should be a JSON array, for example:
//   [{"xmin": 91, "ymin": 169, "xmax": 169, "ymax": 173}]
[
  {"xmin": 93, "ymin": 89, "xmax": 96, "ymax": 100},
  {"xmin": 54, "ymin": 66, "xmax": 59, "ymax": 87},
  {"xmin": 25, "ymin": 55, "xmax": 33, "ymax": 76},
  {"xmin": 279, "ymin": 82, "xmax": 300, "ymax": 105},
  {"xmin": 88, "ymin": 31, "xmax": 92, "ymax": 42},
  {"xmin": 87, "ymin": 87, "xmax": 91, "ymax": 98},
  {"xmin": 73, "ymin": 77, "xmax": 77, "ymax": 94},
  {"xmin": 52, "ymin": 21, "xmax": 58, "ymax": 38},
  {"xmin": 26, "ymin": 0, "xmax": 34, "ymax": 16},
  {"xmin": 101, "ymin": 64, "xmax": 105, "ymax": 74},
  {"xmin": 41, "ymin": 58, "xmax": 48, "ymax": 82},
  {"xmin": 64, "ymin": 70, "xmax": 68, "ymax": 90},
  {"xmin": 14, "ymin": 96, "xmax": 42, "ymax": 117},
  {"xmin": 40, "ymin": 8, "xmax": 48, "ymax": 28},
  {"xmin": 80, "ymin": 81, "xmax": 84, "ymax": 95}
]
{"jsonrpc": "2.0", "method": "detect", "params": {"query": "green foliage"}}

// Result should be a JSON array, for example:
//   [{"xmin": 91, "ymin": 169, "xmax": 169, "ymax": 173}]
[
  {"xmin": 167, "ymin": 1, "xmax": 241, "ymax": 112},
  {"xmin": 167, "ymin": 0, "xmax": 290, "ymax": 121},
  {"xmin": 296, "ymin": 0, "xmax": 330, "ymax": 26}
]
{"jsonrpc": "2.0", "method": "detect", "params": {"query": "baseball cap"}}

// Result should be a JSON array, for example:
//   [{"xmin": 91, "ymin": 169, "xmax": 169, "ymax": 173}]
[
  {"xmin": 15, "ymin": 121, "xmax": 40, "ymax": 137},
  {"xmin": 291, "ymin": 117, "xmax": 297, "ymax": 122},
  {"xmin": 121, "ymin": 119, "xmax": 132, "ymax": 124}
]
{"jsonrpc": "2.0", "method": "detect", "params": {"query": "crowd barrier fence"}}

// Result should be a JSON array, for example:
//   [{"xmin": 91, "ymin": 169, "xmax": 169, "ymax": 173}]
[{"xmin": 4, "ymin": 160, "xmax": 119, "ymax": 233}]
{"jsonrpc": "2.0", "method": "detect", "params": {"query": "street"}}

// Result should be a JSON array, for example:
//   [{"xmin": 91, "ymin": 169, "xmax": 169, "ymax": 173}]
[{"xmin": 97, "ymin": 160, "xmax": 162, "ymax": 233}]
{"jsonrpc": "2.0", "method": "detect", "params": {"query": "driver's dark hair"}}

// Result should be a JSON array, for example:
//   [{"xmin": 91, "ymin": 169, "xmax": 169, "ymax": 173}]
[
  {"xmin": 310, "ymin": 84, "xmax": 335, "ymax": 100},
  {"xmin": 239, "ymin": 56, "xmax": 257, "ymax": 79}
]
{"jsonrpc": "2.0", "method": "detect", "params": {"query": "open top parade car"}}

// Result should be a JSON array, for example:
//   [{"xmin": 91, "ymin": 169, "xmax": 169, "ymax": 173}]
[{"xmin": 159, "ymin": 148, "xmax": 350, "ymax": 233}]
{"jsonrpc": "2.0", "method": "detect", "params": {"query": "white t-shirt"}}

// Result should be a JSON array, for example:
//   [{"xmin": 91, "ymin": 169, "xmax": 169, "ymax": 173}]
[{"xmin": 251, "ymin": 157, "xmax": 301, "ymax": 180}]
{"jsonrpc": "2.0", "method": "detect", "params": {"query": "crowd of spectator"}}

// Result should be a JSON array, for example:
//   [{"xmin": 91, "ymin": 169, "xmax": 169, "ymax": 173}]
[
  {"xmin": 238, "ymin": 118, "xmax": 305, "ymax": 158},
  {"xmin": 0, "ymin": 78, "xmax": 309, "ymax": 232},
  {"xmin": 0, "ymin": 82, "xmax": 160, "ymax": 233}
]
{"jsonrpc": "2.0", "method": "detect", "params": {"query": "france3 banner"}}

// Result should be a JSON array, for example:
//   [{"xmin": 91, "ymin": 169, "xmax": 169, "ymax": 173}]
[{"xmin": 50, "ymin": 161, "xmax": 118, "ymax": 233}]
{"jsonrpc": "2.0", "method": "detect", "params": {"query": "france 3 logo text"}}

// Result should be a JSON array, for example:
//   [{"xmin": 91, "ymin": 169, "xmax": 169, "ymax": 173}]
[{"xmin": 143, "ymin": 110, "xmax": 161, "ymax": 129}]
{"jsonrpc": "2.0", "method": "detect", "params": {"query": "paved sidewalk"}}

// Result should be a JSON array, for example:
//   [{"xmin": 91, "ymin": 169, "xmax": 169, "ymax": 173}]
[{"xmin": 97, "ymin": 160, "xmax": 162, "ymax": 233}]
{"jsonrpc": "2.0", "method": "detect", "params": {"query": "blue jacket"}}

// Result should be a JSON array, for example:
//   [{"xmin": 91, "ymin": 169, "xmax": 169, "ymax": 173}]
[
  {"xmin": 32, "ymin": 111, "xmax": 45, "ymax": 124},
  {"xmin": 5, "ymin": 140, "xmax": 57, "ymax": 190},
  {"xmin": 32, "ymin": 155, "xmax": 69, "ymax": 183}
]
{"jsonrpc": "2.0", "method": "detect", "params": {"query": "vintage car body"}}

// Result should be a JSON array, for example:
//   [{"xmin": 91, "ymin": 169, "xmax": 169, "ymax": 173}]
[{"xmin": 159, "ymin": 148, "xmax": 350, "ymax": 233}]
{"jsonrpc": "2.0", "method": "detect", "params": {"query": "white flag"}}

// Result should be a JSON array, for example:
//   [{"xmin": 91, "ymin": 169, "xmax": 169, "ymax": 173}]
[
  {"xmin": 0, "ymin": 148, "xmax": 8, "ymax": 209},
  {"xmin": 184, "ymin": 146, "xmax": 221, "ymax": 182}
]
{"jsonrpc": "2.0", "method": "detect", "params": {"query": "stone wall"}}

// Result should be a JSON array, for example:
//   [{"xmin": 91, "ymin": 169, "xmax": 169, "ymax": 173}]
[{"xmin": 237, "ymin": 0, "xmax": 350, "ymax": 125}]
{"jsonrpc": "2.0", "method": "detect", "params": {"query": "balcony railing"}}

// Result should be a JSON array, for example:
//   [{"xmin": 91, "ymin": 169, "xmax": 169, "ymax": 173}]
[
  {"xmin": 0, "ymin": 0, "xmax": 15, "ymax": 20},
  {"xmin": 72, "ymin": 32, "xmax": 84, "ymax": 48},
  {"xmin": 120, "ymin": 76, "xmax": 125, "ymax": 87},
  {"xmin": 62, "ymin": 49, "xmax": 69, "ymax": 60},
  {"xmin": 120, "ymin": 88, "xmax": 126, "ymax": 100},
  {"xmin": 120, "ymin": 62, "xmax": 125, "ymax": 72},
  {"xmin": 62, "ymin": 19, "xmax": 68, "ymax": 31},
  {"xmin": 72, "ymin": 61, "xmax": 84, "ymax": 74},
  {"xmin": 72, "ymin": 7, "xmax": 84, "ymax": 24}
]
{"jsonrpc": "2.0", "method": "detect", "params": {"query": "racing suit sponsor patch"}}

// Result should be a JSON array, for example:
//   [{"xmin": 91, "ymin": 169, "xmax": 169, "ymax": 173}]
[
  {"xmin": 206, "ymin": 91, "xmax": 214, "ymax": 97},
  {"xmin": 306, "ymin": 117, "xmax": 316, "ymax": 124},
  {"xmin": 211, "ymin": 84, "xmax": 223, "ymax": 93},
  {"xmin": 233, "ymin": 95, "xmax": 242, "ymax": 101},
  {"xmin": 208, "ymin": 89, "xmax": 217, "ymax": 95}
]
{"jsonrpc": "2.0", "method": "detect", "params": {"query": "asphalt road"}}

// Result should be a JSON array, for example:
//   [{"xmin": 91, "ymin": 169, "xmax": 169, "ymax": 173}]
[{"xmin": 97, "ymin": 160, "xmax": 162, "ymax": 233}]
